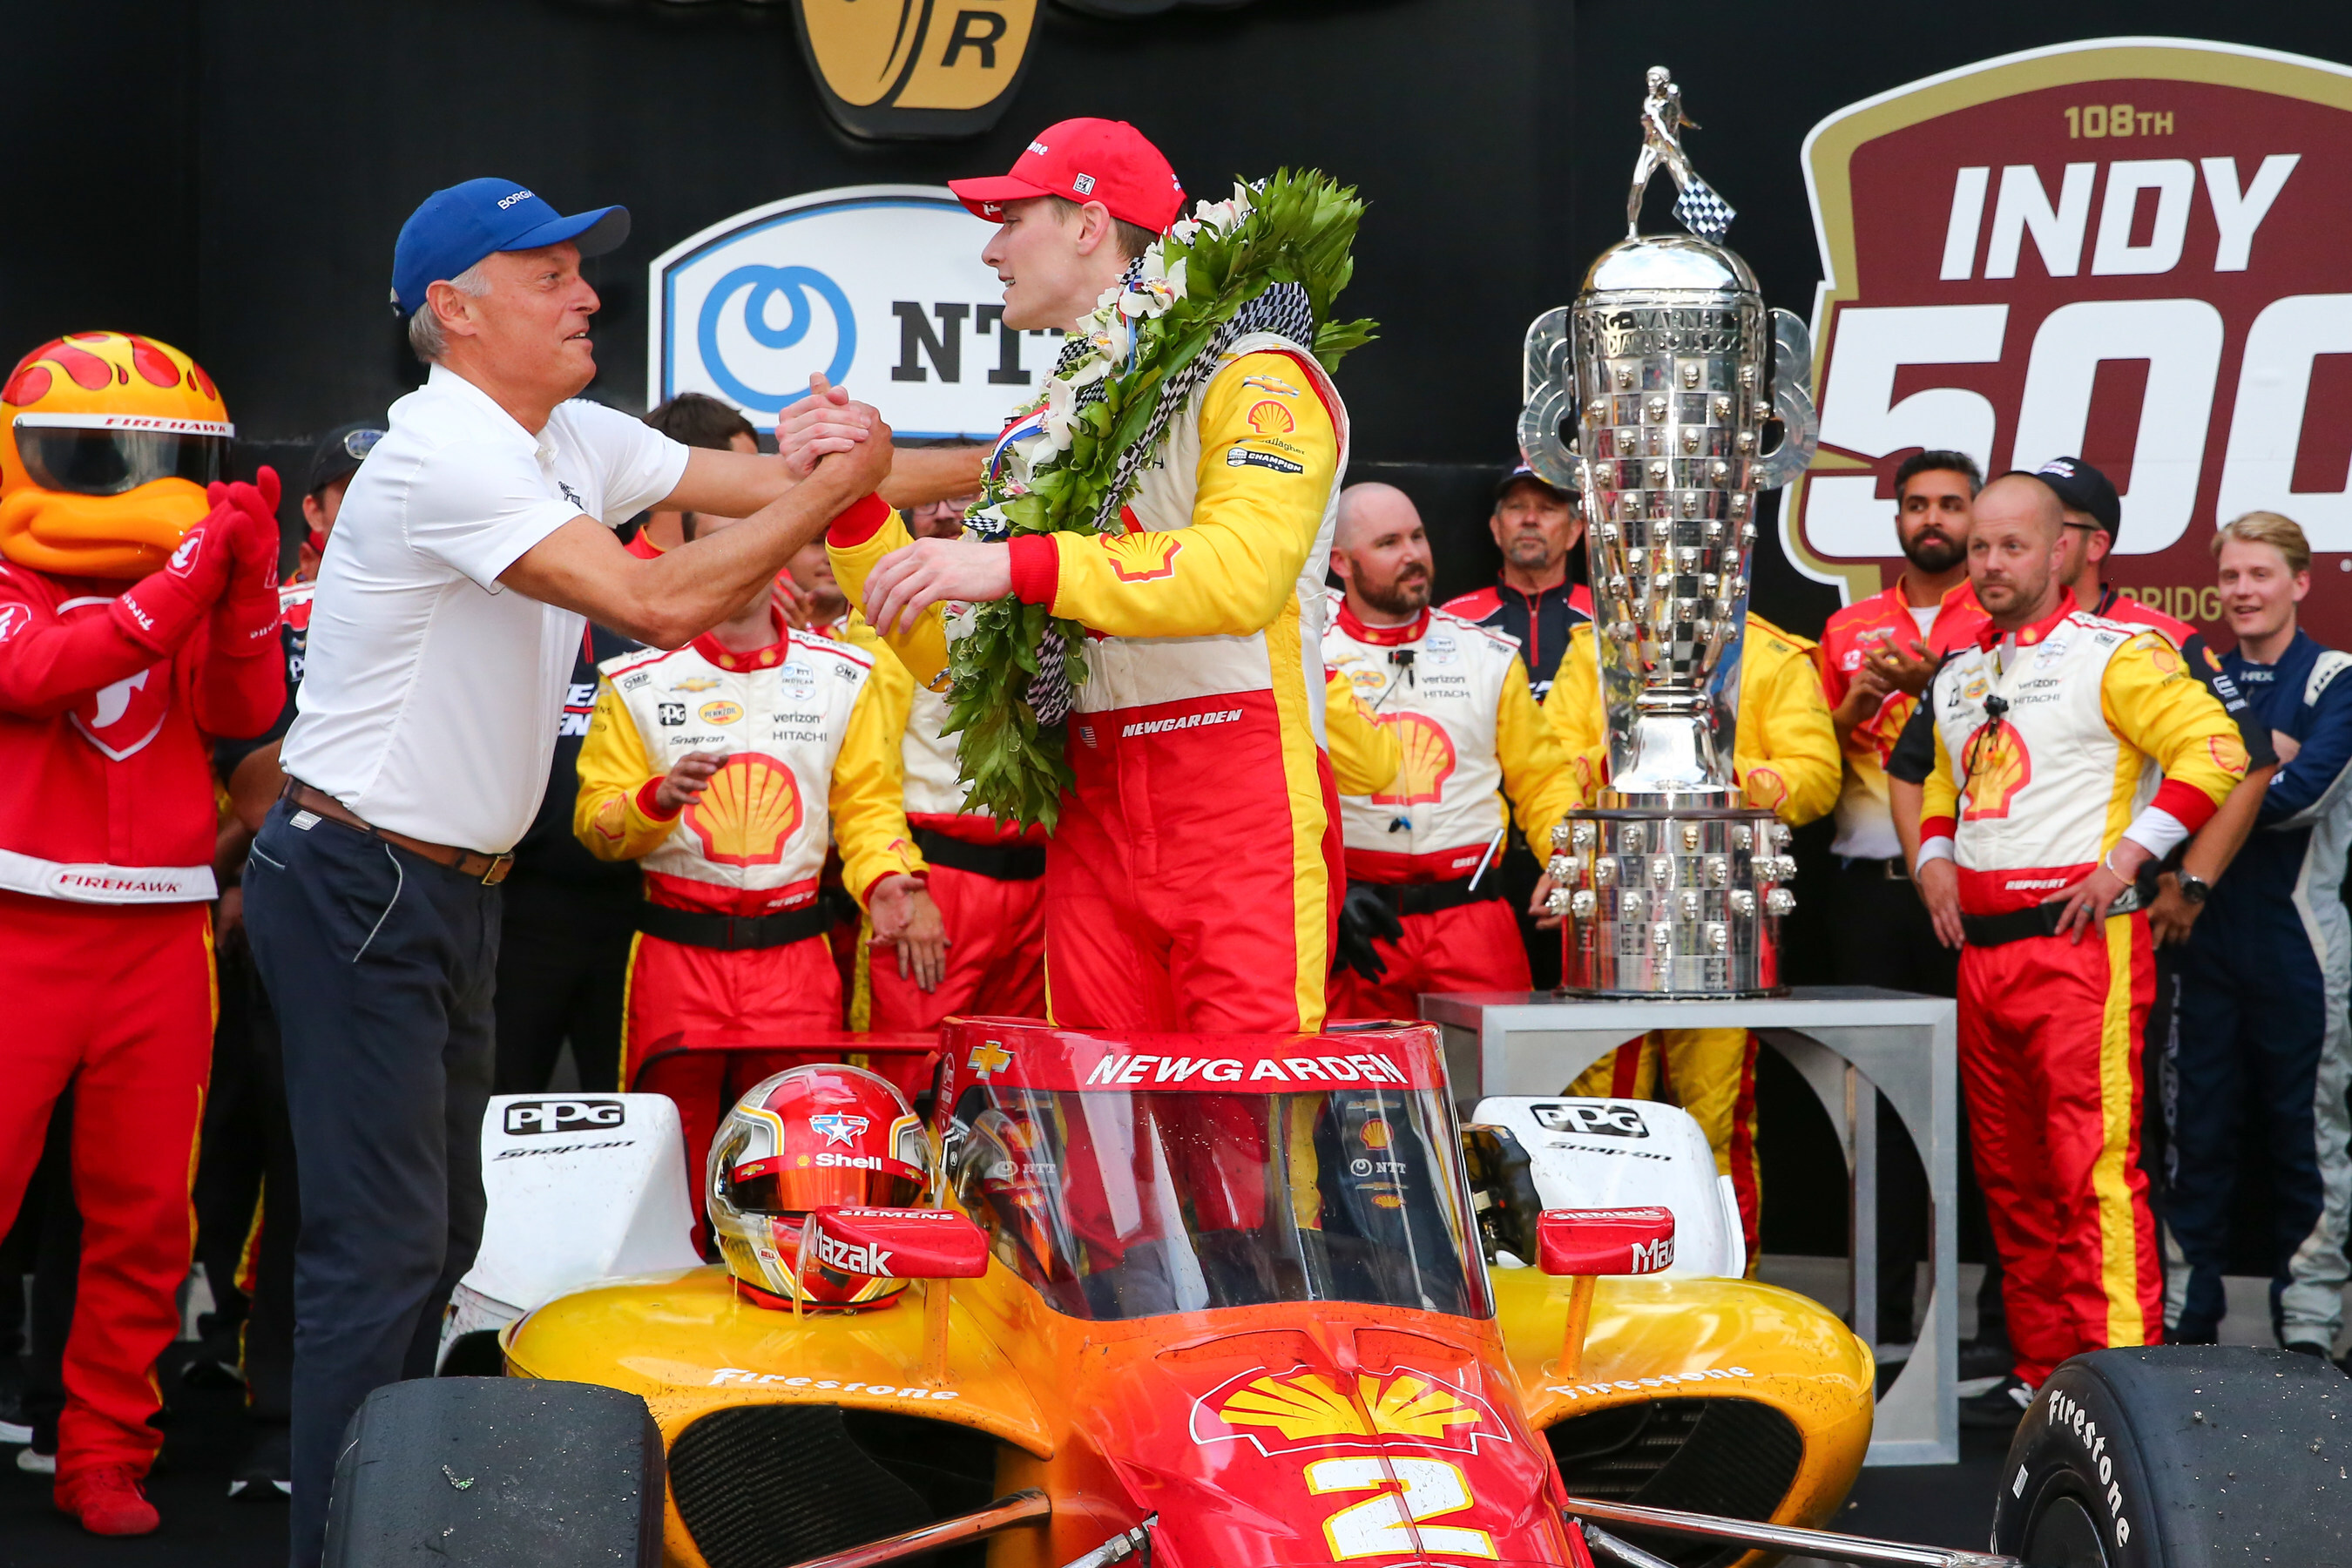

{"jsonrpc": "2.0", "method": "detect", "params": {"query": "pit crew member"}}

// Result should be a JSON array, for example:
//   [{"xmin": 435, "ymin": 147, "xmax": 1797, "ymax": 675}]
[
  {"xmin": 1913, "ymin": 474, "xmax": 2246, "ymax": 1425},
  {"xmin": 812, "ymin": 119, "xmax": 1354, "ymax": 1032},
  {"xmin": 574, "ymin": 500, "xmax": 936, "ymax": 1186},
  {"xmin": 1321, "ymin": 482, "xmax": 1579, "ymax": 1017},
  {"xmin": 0, "ymin": 333, "xmax": 284, "ymax": 1535},
  {"xmin": 1544, "ymin": 606, "xmax": 1842, "ymax": 1259},
  {"xmin": 2172, "ymin": 511, "xmax": 2352, "ymax": 1361}
]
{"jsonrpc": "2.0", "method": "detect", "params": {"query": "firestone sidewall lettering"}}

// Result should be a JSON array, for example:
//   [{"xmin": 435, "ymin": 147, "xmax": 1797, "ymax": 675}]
[{"xmin": 1790, "ymin": 39, "xmax": 2352, "ymax": 650}]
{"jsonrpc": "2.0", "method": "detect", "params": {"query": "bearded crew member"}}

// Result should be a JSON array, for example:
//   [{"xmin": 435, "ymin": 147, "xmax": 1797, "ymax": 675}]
[
  {"xmin": 1321, "ymin": 483, "xmax": 1578, "ymax": 1016},
  {"xmin": 1544, "ymin": 600, "xmax": 1842, "ymax": 1262},
  {"xmin": 1912, "ymin": 473, "xmax": 2246, "ymax": 1426},
  {"xmin": 574, "ymin": 501, "xmax": 936, "ymax": 1180},
  {"xmin": 813, "ymin": 120, "xmax": 1353, "ymax": 1032},
  {"xmin": 0, "ymin": 333, "xmax": 285, "ymax": 1537}
]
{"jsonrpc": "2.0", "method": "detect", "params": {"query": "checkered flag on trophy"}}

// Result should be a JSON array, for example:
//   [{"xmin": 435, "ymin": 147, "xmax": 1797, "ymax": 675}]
[{"xmin": 1673, "ymin": 176, "xmax": 1735, "ymax": 242}]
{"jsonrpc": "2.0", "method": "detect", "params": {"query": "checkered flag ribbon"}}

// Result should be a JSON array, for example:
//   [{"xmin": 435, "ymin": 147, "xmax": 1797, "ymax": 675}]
[
  {"xmin": 1673, "ymin": 177, "xmax": 1736, "ymax": 243},
  {"xmin": 1024, "ymin": 625, "xmax": 1075, "ymax": 727}
]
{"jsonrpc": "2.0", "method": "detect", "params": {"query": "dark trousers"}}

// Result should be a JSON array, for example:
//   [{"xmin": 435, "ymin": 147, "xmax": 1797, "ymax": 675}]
[
  {"xmin": 1, "ymin": 1092, "xmax": 78, "ymax": 1447},
  {"xmin": 195, "ymin": 936, "xmax": 301, "ymax": 1423},
  {"xmin": 243, "ymin": 800, "xmax": 498, "ymax": 1568},
  {"xmin": 491, "ymin": 874, "xmax": 636, "ymax": 1095},
  {"xmin": 1827, "ymin": 856, "xmax": 1976, "ymax": 1344}
]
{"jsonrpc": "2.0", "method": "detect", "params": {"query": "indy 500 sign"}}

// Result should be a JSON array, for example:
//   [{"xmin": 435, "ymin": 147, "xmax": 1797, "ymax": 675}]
[
  {"xmin": 1789, "ymin": 39, "xmax": 2352, "ymax": 641},
  {"xmin": 648, "ymin": 186, "xmax": 1043, "ymax": 440}
]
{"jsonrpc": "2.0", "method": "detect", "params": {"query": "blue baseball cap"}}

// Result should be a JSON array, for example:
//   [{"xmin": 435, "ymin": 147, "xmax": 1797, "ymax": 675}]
[{"xmin": 389, "ymin": 178, "xmax": 631, "ymax": 317}]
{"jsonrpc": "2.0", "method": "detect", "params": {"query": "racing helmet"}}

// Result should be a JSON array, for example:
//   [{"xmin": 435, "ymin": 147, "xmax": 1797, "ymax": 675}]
[
  {"xmin": 707, "ymin": 1064, "xmax": 932, "ymax": 1309},
  {"xmin": 0, "ymin": 331, "xmax": 233, "ymax": 578}
]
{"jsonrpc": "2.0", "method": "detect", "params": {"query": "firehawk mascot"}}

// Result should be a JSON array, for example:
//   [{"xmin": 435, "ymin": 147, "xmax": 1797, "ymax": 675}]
[
  {"xmin": 1544, "ymin": 613, "xmax": 1841, "ymax": 1260},
  {"xmin": 828, "ymin": 148, "xmax": 1371, "ymax": 1034},
  {"xmin": 0, "ymin": 333, "xmax": 283, "ymax": 1534},
  {"xmin": 573, "ymin": 602, "xmax": 929, "ymax": 1193}
]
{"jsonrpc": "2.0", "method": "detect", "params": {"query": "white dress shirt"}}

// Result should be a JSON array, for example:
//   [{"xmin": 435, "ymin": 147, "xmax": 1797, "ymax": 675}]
[{"xmin": 281, "ymin": 366, "xmax": 688, "ymax": 853}]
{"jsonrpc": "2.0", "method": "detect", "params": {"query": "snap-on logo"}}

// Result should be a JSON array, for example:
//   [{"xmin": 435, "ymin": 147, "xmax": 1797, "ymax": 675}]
[{"xmin": 503, "ymin": 1098, "xmax": 625, "ymax": 1135}]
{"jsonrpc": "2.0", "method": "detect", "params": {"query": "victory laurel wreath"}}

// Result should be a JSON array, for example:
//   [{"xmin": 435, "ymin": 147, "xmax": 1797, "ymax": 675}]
[{"xmin": 941, "ymin": 168, "xmax": 1376, "ymax": 830}]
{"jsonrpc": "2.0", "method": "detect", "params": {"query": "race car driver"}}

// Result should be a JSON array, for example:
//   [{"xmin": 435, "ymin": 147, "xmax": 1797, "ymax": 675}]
[
  {"xmin": 0, "ymin": 332, "xmax": 285, "ymax": 1535},
  {"xmin": 1544, "ymin": 605, "xmax": 1842, "ymax": 1257},
  {"xmin": 1321, "ymin": 482, "xmax": 1581, "ymax": 1017},
  {"xmin": 573, "ymin": 502, "xmax": 936, "ymax": 1192},
  {"xmin": 2172, "ymin": 511, "xmax": 2352, "ymax": 1362},
  {"xmin": 808, "ymin": 118, "xmax": 1354, "ymax": 1033},
  {"xmin": 1913, "ymin": 474, "xmax": 2246, "ymax": 1424}
]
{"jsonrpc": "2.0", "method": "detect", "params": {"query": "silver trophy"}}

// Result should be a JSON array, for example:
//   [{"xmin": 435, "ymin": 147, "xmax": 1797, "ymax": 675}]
[{"xmin": 1524, "ymin": 68, "xmax": 1819, "ymax": 997}]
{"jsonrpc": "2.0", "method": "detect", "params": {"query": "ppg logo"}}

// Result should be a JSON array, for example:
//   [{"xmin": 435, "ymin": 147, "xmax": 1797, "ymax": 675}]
[
  {"xmin": 1531, "ymin": 1103, "xmax": 1650, "ymax": 1139},
  {"xmin": 504, "ymin": 1099, "xmax": 625, "ymax": 1136}
]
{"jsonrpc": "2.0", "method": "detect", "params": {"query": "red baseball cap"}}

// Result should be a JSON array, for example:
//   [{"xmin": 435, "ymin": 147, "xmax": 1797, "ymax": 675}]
[{"xmin": 950, "ymin": 118, "xmax": 1185, "ymax": 234}]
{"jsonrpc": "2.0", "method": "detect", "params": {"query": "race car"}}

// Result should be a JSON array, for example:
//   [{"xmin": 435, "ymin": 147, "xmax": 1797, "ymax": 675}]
[{"xmin": 325, "ymin": 1021, "xmax": 2350, "ymax": 1568}]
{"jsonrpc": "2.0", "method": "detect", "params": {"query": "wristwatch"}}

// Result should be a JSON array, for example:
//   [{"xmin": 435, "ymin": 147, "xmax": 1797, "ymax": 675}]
[{"xmin": 2176, "ymin": 872, "xmax": 2212, "ymax": 906}]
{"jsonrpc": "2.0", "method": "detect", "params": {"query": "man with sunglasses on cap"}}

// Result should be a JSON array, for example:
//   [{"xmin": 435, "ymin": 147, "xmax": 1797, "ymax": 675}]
[
  {"xmin": 801, "ymin": 119, "xmax": 1355, "ymax": 1033},
  {"xmin": 238, "ymin": 178, "xmax": 898, "ymax": 1566},
  {"xmin": 1910, "ymin": 473, "xmax": 2246, "ymax": 1428}
]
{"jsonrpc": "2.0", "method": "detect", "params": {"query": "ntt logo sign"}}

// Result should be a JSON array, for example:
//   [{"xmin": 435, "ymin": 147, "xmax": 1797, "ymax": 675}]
[{"xmin": 649, "ymin": 186, "xmax": 1051, "ymax": 439}]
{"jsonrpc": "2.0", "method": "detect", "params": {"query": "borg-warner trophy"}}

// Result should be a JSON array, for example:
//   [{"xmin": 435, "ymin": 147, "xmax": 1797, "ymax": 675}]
[{"xmin": 1525, "ymin": 68, "xmax": 1820, "ymax": 997}]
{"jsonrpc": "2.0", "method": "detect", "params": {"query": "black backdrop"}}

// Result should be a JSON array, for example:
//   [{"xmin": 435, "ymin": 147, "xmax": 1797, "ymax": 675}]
[{"xmin": 13, "ymin": 2, "xmax": 2346, "ymax": 1259}]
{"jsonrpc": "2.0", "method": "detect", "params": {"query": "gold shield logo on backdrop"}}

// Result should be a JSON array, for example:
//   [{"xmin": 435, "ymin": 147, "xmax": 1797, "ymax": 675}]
[{"xmin": 794, "ymin": 0, "xmax": 1041, "ymax": 139}]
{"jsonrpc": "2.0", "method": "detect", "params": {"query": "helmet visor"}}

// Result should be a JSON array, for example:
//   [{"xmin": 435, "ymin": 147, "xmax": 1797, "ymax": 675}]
[
  {"xmin": 727, "ymin": 1155, "xmax": 925, "ymax": 1215},
  {"xmin": 16, "ymin": 425, "xmax": 227, "ymax": 497}
]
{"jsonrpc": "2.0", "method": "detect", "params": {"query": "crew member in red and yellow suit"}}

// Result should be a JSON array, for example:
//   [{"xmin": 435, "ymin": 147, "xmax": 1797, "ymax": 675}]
[
  {"xmin": 0, "ymin": 333, "xmax": 284, "ymax": 1535},
  {"xmin": 1544, "ymin": 610, "xmax": 1842, "ymax": 1261},
  {"xmin": 573, "ymin": 524, "xmax": 933, "ymax": 1193},
  {"xmin": 1321, "ymin": 483, "xmax": 1581, "ymax": 1017},
  {"xmin": 1914, "ymin": 475, "xmax": 2246, "ymax": 1421}
]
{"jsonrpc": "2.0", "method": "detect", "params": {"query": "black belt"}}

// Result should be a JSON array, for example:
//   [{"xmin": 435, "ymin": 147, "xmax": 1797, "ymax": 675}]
[
  {"xmin": 916, "ymin": 827, "xmax": 1046, "ymax": 882},
  {"xmin": 1838, "ymin": 855, "xmax": 1909, "ymax": 882},
  {"xmin": 1961, "ymin": 889, "xmax": 2145, "ymax": 949},
  {"xmin": 636, "ymin": 901, "xmax": 830, "ymax": 951},
  {"xmin": 1346, "ymin": 877, "xmax": 1507, "ymax": 917}
]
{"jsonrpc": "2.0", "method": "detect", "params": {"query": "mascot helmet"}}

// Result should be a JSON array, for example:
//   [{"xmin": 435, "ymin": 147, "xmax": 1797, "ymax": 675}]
[
  {"xmin": 0, "ymin": 332, "xmax": 232, "ymax": 578},
  {"xmin": 707, "ymin": 1064, "xmax": 931, "ymax": 1309}
]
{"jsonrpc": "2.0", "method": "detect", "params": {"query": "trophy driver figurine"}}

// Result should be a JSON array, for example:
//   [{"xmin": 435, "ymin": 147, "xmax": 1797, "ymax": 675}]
[{"xmin": 1524, "ymin": 67, "xmax": 1818, "ymax": 998}]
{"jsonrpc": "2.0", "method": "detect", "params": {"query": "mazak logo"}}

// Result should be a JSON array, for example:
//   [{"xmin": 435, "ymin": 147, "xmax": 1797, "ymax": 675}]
[
  {"xmin": 1629, "ymin": 1235, "xmax": 1676, "ymax": 1274},
  {"xmin": 1788, "ymin": 39, "xmax": 2352, "ymax": 650},
  {"xmin": 504, "ymin": 1098, "xmax": 626, "ymax": 1136},
  {"xmin": 814, "ymin": 1230, "xmax": 893, "ymax": 1277},
  {"xmin": 1532, "ymin": 1102, "xmax": 1651, "ymax": 1139},
  {"xmin": 809, "ymin": 1112, "xmax": 869, "ymax": 1147}
]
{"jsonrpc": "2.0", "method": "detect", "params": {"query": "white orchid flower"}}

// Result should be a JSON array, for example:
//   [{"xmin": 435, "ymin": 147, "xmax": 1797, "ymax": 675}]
[
  {"xmin": 1230, "ymin": 179, "xmax": 1256, "ymax": 216},
  {"xmin": 1038, "ymin": 378, "xmax": 1077, "ymax": 452},
  {"xmin": 1088, "ymin": 312, "xmax": 1132, "ymax": 362},
  {"xmin": 1062, "ymin": 355, "xmax": 1112, "ymax": 388},
  {"xmin": 1167, "ymin": 219, "xmax": 1200, "ymax": 245},
  {"xmin": 1139, "ymin": 251, "xmax": 1187, "ymax": 309}
]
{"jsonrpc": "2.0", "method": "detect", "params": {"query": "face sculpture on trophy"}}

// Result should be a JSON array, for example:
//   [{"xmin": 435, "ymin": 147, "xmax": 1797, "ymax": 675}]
[{"xmin": 1522, "ymin": 68, "xmax": 1820, "ymax": 998}]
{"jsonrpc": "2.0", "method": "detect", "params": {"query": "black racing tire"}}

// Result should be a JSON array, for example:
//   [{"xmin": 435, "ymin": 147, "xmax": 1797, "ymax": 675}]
[
  {"xmin": 1991, "ymin": 1345, "xmax": 2350, "ymax": 1568},
  {"xmin": 323, "ymin": 1375, "xmax": 665, "ymax": 1568}
]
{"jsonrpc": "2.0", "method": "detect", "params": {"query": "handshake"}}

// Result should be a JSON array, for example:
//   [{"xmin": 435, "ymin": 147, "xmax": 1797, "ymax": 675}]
[
  {"xmin": 774, "ymin": 373, "xmax": 893, "ymax": 493},
  {"xmin": 112, "ymin": 465, "xmax": 286, "ymax": 658}
]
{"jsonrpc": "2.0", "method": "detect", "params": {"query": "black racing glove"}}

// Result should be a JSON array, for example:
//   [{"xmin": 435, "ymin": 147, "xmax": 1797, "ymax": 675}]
[{"xmin": 1334, "ymin": 883, "xmax": 1405, "ymax": 983}]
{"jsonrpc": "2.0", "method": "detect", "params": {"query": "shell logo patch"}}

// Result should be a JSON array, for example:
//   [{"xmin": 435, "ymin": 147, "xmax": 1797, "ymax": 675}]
[
  {"xmin": 700, "ymin": 700, "xmax": 745, "ymax": 725},
  {"xmin": 1193, "ymin": 1367, "xmax": 1502, "ymax": 1456},
  {"xmin": 1246, "ymin": 400, "xmax": 1296, "ymax": 437},
  {"xmin": 2147, "ymin": 641, "xmax": 2183, "ymax": 678},
  {"xmin": 1098, "ymin": 532, "xmax": 1183, "ymax": 585},
  {"xmin": 686, "ymin": 753, "xmax": 804, "ymax": 867},
  {"xmin": 2210, "ymin": 733, "xmax": 2249, "ymax": 774},
  {"xmin": 1370, "ymin": 713, "xmax": 1458, "ymax": 807},
  {"xmin": 1961, "ymin": 725, "xmax": 2032, "ymax": 821}
]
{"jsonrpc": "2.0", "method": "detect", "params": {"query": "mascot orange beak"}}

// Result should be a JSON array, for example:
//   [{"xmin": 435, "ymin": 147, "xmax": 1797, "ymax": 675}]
[{"xmin": 0, "ymin": 477, "xmax": 212, "ymax": 578}]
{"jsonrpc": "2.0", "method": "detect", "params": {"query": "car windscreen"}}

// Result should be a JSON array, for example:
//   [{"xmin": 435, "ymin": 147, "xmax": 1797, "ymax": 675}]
[{"xmin": 947, "ymin": 1084, "xmax": 1491, "ymax": 1321}]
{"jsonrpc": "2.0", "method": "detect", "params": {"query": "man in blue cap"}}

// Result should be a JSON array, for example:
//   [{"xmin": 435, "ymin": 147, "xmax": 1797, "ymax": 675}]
[{"xmin": 240, "ymin": 178, "xmax": 896, "ymax": 1565}]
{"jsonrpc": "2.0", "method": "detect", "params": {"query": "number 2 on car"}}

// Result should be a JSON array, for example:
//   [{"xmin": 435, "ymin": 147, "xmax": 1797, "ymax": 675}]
[{"xmin": 1304, "ymin": 1456, "xmax": 1498, "ymax": 1559}]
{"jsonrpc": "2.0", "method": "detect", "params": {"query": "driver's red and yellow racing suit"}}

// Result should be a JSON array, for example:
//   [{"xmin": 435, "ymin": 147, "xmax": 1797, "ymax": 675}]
[
  {"xmin": 1918, "ymin": 597, "xmax": 2246, "ymax": 1384},
  {"xmin": 1543, "ymin": 614, "xmax": 1842, "ymax": 1260},
  {"xmin": 831, "ymin": 337, "xmax": 1348, "ymax": 1032}
]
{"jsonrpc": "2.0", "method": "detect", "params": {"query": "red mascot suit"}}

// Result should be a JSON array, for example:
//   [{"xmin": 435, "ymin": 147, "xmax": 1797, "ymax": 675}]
[{"xmin": 0, "ymin": 332, "xmax": 283, "ymax": 1533}]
